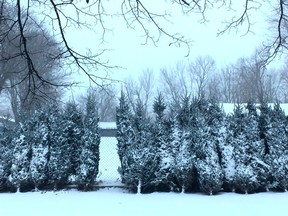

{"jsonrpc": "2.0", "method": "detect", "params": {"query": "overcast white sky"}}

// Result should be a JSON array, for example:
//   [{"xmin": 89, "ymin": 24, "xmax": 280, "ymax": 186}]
[
  {"xmin": 62, "ymin": 0, "xmax": 281, "ymax": 94},
  {"xmin": 1, "ymin": 1, "xmax": 282, "ymax": 115}
]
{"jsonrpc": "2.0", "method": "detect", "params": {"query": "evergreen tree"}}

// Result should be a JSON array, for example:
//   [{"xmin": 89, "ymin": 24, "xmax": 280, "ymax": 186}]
[
  {"xmin": 30, "ymin": 109, "xmax": 49, "ymax": 190},
  {"xmin": 0, "ymin": 122, "xmax": 13, "ymax": 190},
  {"xmin": 247, "ymin": 101, "xmax": 270, "ymax": 192},
  {"xmin": 197, "ymin": 157, "xmax": 223, "ymax": 195},
  {"xmin": 222, "ymin": 114, "xmax": 237, "ymax": 192},
  {"xmin": 62, "ymin": 101, "xmax": 84, "ymax": 183},
  {"xmin": 232, "ymin": 102, "xmax": 264, "ymax": 193},
  {"xmin": 195, "ymin": 100, "xmax": 223, "ymax": 195},
  {"xmin": 129, "ymin": 100, "xmax": 158, "ymax": 193},
  {"xmin": 77, "ymin": 93, "xmax": 100, "ymax": 191},
  {"xmin": 271, "ymin": 155, "xmax": 288, "ymax": 191},
  {"xmin": 152, "ymin": 93, "xmax": 174, "ymax": 191},
  {"xmin": 116, "ymin": 91, "xmax": 135, "ymax": 185},
  {"xmin": 267, "ymin": 102, "xmax": 288, "ymax": 191},
  {"xmin": 47, "ymin": 104, "xmax": 69, "ymax": 190},
  {"xmin": 174, "ymin": 97, "xmax": 196, "ymax": 192},
  {"xmin": 124, "ymin": 126, "xmax": 156, "ymax": 193},
  {"xmin": 171, "ymin": 117, "xmax": 190, "ymax": 192},
  {"xmin": 258, "ymin": 101, "xmax": 272, "ymax": 155},
  {"xmin": 9, "ymin": 124, "xmax": 32, "ymax": 192}
]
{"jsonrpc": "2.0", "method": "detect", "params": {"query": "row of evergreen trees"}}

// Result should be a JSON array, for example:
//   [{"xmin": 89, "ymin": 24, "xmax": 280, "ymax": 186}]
[
  {"xmin": 0, "ymin": 94, "xmax": 100, "ymax": 192},
  {"xmin": 116, "ymin": 93, "xmax": 288, "ymax": 194}
]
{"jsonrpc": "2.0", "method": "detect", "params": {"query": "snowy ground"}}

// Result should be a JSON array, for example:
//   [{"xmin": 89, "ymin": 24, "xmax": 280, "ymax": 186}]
[
  {"xmin": 1, "ymin": 137, "xmax": 288, "ymax": 216},
  {"xmin": 1, "ymin": 188, "xmax": 288, "ymax": 216}
]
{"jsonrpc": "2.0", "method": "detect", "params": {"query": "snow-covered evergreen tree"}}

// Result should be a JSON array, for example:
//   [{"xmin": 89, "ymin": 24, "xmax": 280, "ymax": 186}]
[
  {"xmin": 195, "ymin": 99, "xmax": 223, "ymax": 195},
  {"xmin": 248, "ymin": 102, "xmax": 271, "ymax": 191},
  {"xmin": 232, "ymin": 102, "xmax": 264, "ymax": 193},
  {"xmin": 172, "ymin": 112, "xmax": 200, "ymax": 192},
  {"xmin": 267, "ymin": 102, "xmax": 288, "ymax": 191},
  {"xmin": 62, "ymin": 101, "xmax": 84, "ymax": 183},
  {"xmin": 258, "ymin": 101, "xmax": 272, "ymax": 155},
  {"xmin": 116, "ymin": 91, "xmax": 135, "ymax": 185},
  {"xmin": 124, "ymin": 129, "xmax": 156, "ymax": 193},
  {"xmin": 30, "ymin": 109, "xmax": 49, "ymax": 190},
  {"xmin": 171, "ymin": 117, "xmax": 194, "ymax": 193},
  {"xmin": 9, "ymin": 124, "xmax": 32, "ymax": 192},
  {"xmin": 77, "ymin": 93, "xmax": 100, "ymax": 191},
  {"xmin": 222, "ymin": 117, "xmax": 236, "ymax": 192},
  {"xmin": 152, "ymin": 93, "xmax": 174, "ymax": 191},
  {"xmin": 271, "ymin": 155, "xmax": 288, "ymax": 191},
  {"xmin": 176, "ymin": 98, "xmax": 223, "ymax": 195},
  {"xmin": 0, "ymin": 122, "xmax": 13, "ymax": 190},
  {"xmin": 253, "ymin": 101, "xmax": 272, "ymax": 191},
  {"xmin": 197, "ymin": 157, "xmax": 223, "ymax": 195},
  {"xmin": 174, "ymin": 97, "xmax": 196, "ymax": 192},
  {"xmin": 128, "ymin": 100, "xmax": 158, "ymax": 193},
  {"xmin": 47, "ymin": 104, "xmax": 70, "ymax": 190}
]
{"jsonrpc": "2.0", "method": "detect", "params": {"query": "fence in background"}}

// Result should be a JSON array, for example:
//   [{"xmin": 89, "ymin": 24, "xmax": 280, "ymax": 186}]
[{"xmin": 98, "ymin": 134, "xmax": 122, "ymax": 186}]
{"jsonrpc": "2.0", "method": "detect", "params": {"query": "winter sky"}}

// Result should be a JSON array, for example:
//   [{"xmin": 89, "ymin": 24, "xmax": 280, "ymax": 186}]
[{"xmin": 63, "ymin": 1, "xmax": 280, "ymax": 86}]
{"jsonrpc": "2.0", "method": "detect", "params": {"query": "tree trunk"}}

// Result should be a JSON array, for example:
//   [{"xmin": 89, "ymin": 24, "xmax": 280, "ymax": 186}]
[
  {"xmin": 137, "ymin": 179, "xmax": 142, "ymax": 194},
  {"xmin": 181, "ymin": 185, "xmax": 185, "ymax": 194}
]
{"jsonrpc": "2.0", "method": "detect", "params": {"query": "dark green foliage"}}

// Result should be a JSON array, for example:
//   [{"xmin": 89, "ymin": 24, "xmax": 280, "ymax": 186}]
[
  {"xmin": 62, "ymin": 102, "xmax": 84, "ymax": 179},
  {"xmin": 197, "ymin": 159, "xmax": 223, "ymax": 195},
  {"xmin": 266, "ymin": 102, "xmax": 288, "ymax": 190},
  {"xmin": 0, "ymin": 123, "xmax": 13, "ymax": 190},
  {"xmin": 124, "ymin": 124, "xmax": 157, "ymax": 193},
  {"xmin": 77, "ymin": 93, "xmax": 100, "ymax": 190},
  {"xmin": 194, "ymin": 99, "xmax": 224, "ymax": 195},
  {"xmin": 0, "ymin": 100, "xmax": 101, "ymax": 192},
  {"xmin": 172, "ymin": 118, "xmax": 194, "ymax": 192},
  {"xmin": 229, "ymin": 102, "xmax": 268, "ymax": 193},
  {"xmin": 258, "ymin": 101, "xmax": 272, "ymax": 155},
  {"xmin": 9, "ymin": 124, "xmax": 32, "ymax": 192},
  {"xmin": 130, "ymin": 101, "xmax": 158, "ymax": 192},
  {"xmin": 30, "ymin": 109, "xmax": 49, "ymax": 190},
  {"xmin": 173, "ymin": 98, "xmax": 197, "ymax": 192},
  {"xmin": 231, "ymin": 104, "xmax": 259, "ymax": 193},
  {"xmin": 116, "ymin": 91, "xmax": 136, "ymax": 185},
  {"xmin": 153, "ymin": 92, "xmax": 166, "ymax": 120},
  {"xmin": 47, "ymin": 104, "xmax": 70, "ymax": 190},
  {"xmin": 116, "ymin": 97, "xmax": 288, "ymax": 195}
]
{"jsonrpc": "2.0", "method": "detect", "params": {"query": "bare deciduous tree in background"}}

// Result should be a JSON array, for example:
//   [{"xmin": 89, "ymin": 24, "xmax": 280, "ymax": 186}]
[
  {"xmin": 0, "ymin": 0, "xmax": 68, "ymax": 121},
  {"xmin": 1, "ymin": 0, "xmax": 287, "ymax": 98},
  {"xmin": 4, "ymin": 30, "xmax": 65, "ymax": 123},
  {"xmin": 160, "ymin": 63, "xmax": 190, "ymax": 109},
  {"xmin": 78, "ymin": 86, "xmax": 118, "ymax": 122},
  {"xmin": 124, "ymin": 69, "xmax": 155, "ymax": 117},
  {"xmin": 187, "ymin": 56, "xmax": 216, "ymax": 99},
  {"xmin": 219, "ymin": 65, "xmax": 237, "ymax": 103}
]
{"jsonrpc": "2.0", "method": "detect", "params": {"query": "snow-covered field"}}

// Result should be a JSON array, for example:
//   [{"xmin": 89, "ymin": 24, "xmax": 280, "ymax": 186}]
[
  {"xmin": 1, "ymin": 187, "xmax": 288, "ymax": 216},
  {"xmin": 1, "ymin": 137, "xmax": 288, "ymax": 216}
]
